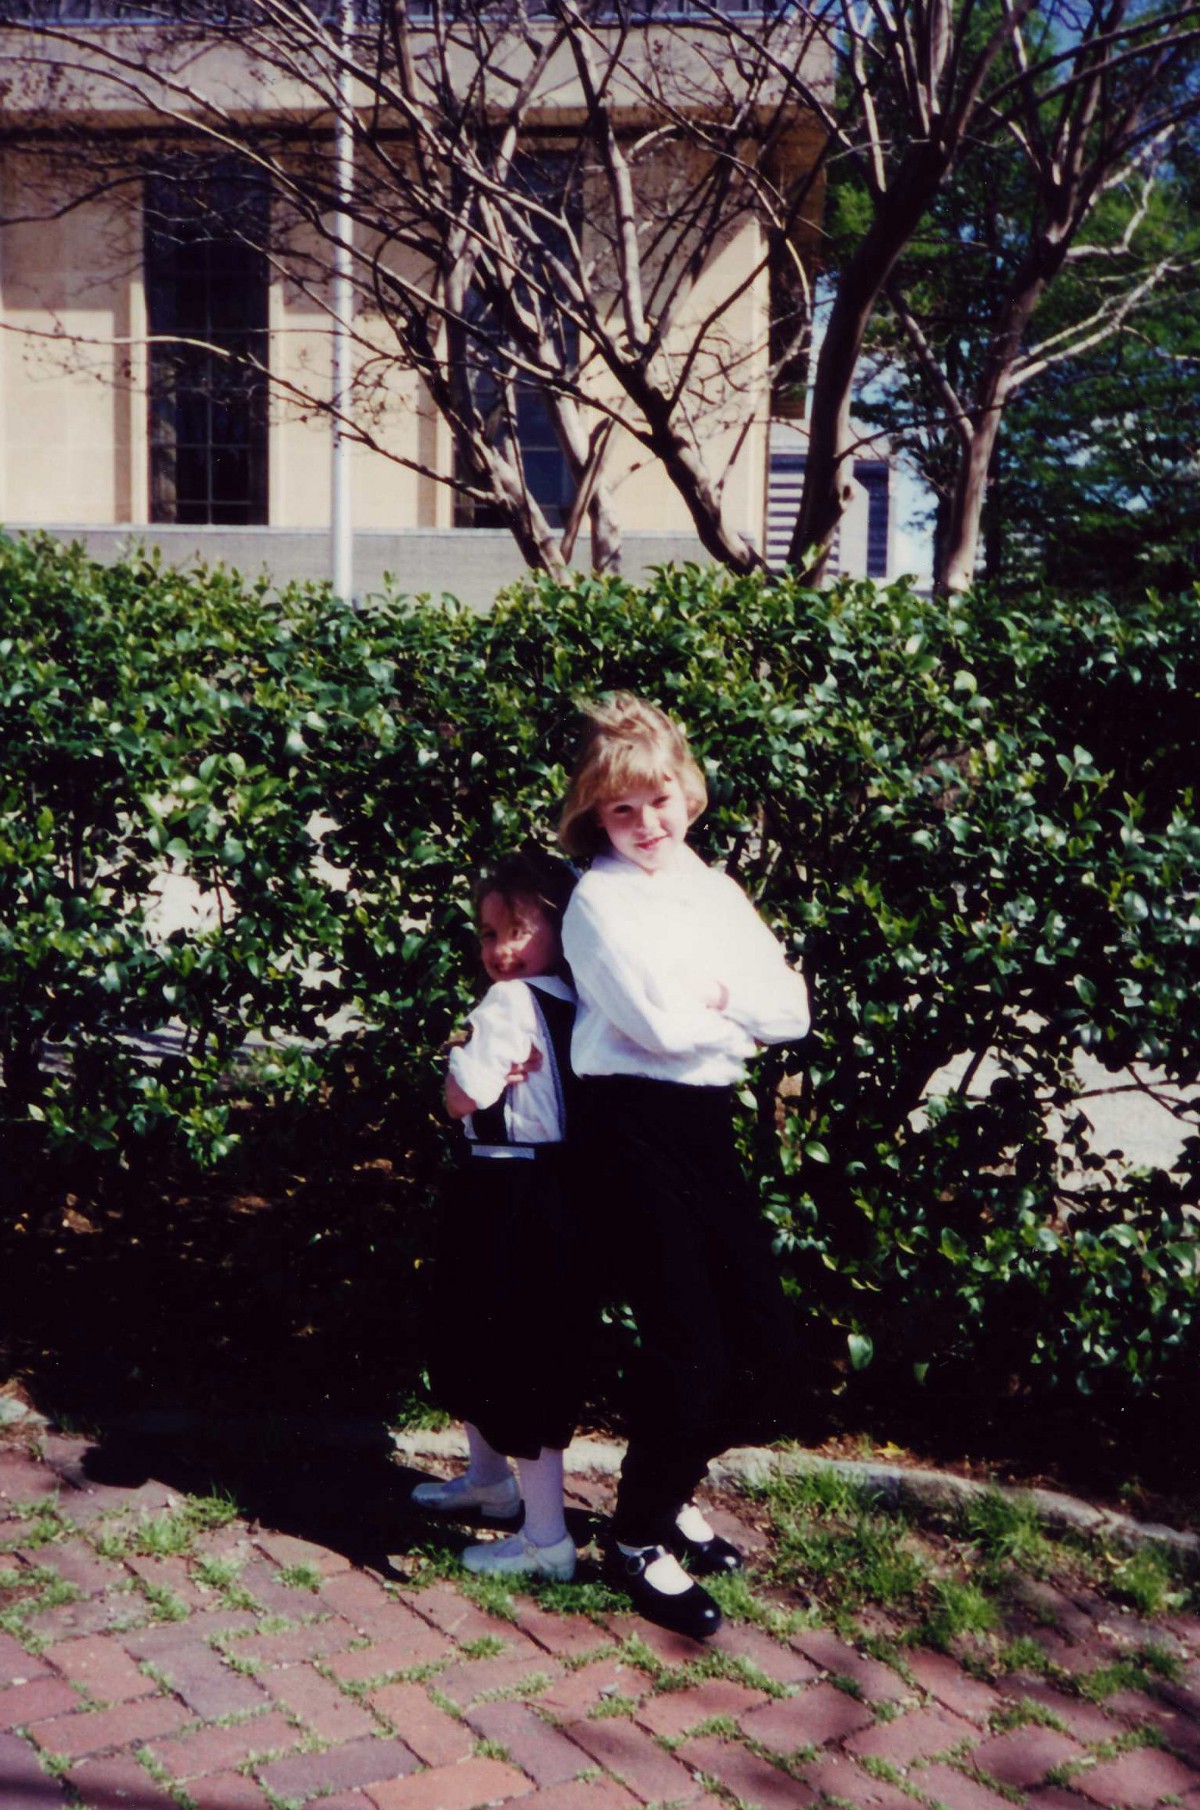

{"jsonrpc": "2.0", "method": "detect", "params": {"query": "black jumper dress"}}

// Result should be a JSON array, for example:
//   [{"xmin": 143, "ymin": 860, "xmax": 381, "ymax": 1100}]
[
  {"xmin": 429, "ymin": 985, "xmax": 585, "ymax": 1460},
  {"xmin": 578, "ymin": 1074, "xmax": 799, "ymax": 1545}
]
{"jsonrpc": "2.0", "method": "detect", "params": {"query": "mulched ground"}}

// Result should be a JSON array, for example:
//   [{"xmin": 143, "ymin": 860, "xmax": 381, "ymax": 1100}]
[{"xmin": 3, "ymin": 1422, "xmax": 1200, "ymax": 1810}]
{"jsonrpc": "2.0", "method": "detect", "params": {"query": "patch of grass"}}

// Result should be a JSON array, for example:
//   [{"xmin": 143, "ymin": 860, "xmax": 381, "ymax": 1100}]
[
  {"xmin": 91, "ymin": 1489, "xmax": 240, "ymax": 1563},
  {"xmin": 460, "ymin": 1634, "xmax": 507, "ymax": 1660},
  {"xmin": 770, "ymin": 1510, "xmax": 930, "ymax": 1618},
  {"xmin": 141, "ymin": 1581, "xmax": 191, "ymax": 1623},
  {"xmin": 767, "ymin": 1466, "xmax": 886, "ymax": 1519},
  {"xmin": 135, "ymin": 1744, "xmax": 180, "ymax": 1792},
  {"xmin": 1045, "ymin": 1758, "xmax": 1091, "ymax": 1788},
  {"xmin": 956, "ymin": 1763, "xmax": 1028, "ymax": 1804},
  {"xmin": 473, "ymin": 1737, "xmax": 512, "ymax": 1762},
  {"xmin": 260, "ymin": 1786, "xmax": 305, "ymax": 1810},
  {"xmin": 390, "ymin": 1393, "xmax": 453, "ymax": 1433},
  {"xmin": 278, "ymin": 1564, "xmax": 323, "ymax": 1594},
  {"xmin": 959, "ymin": 1491, "xmax": 1053, "ymax": 1582},
  {"xmin": 859, "ymin": 1754, "xmax": 924, "ymax": 1799},
  {"xmin": 0, "ymin": 1562, "xmax": 84, "ymax": 1639},
  {"xmin": 685, "ymin": 1714, "xmax": 742, "ymax": 1740},
  {"xmin": 919, "ymin": 1579, "xmax": 999, "ymax": 1652},
  {"xmin": 453, "ymin": 1572, "xmax": 519, "ymax": 1624},
  {"xmin": 702, "ymin": 1568, "xmax": 809, "ymax": 1639},
  {"xmin": 193, "ymin": 1555, "xmax": 243, "ymax": 1591},
  {"xmin": 471, "ymin": 1671, "xmax": 554, "ymax": 1705},
  {"xmin": 1, "ymin": 1499, "xmax": 71, "ymax": 1552},
  {"xmin": 992, "ymin": 1635, "xmax": 1055, "ymax": 1678},
  {"xmin": 531, "ymin": 1576, "xmax": 625, "ymax": 1623},
  {"xmin": 219, "ymin": 1582, "xmax": 264, "ymax": 1614},
  {"xmin": 1107, "ymin": 1547, "xmax": 1185, "ymax": 1618},
  {"xmin": 588, "ymin": 1692, "xmax": 641, "ymax": 1719},
  {"xmin": 185, "ymin": 1488, "xmax": 240, "ymax": 1529},
  {"xmin": 1078, "ymin": 1645, "xmax": 1184, "ymax": 1700},
  {"xmin": 988, "ymin": 1697, "xmax": 1071, "ymax": 1735}
]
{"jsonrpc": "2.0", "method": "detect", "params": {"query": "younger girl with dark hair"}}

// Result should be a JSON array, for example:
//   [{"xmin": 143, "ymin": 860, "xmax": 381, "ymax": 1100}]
[{"xmin": 413, "ymin": 850, "xmax": 583, "ymax": 1582}]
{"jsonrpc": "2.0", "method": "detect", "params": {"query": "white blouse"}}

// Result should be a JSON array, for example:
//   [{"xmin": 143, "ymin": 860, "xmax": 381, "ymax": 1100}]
[
  {"xmin": 562, "ymin": 846, "xmax": 810, "ymax": 1086},
  {"xmin": 447, "ymin": 974, "xmax": 575, "ymax": 1144}
]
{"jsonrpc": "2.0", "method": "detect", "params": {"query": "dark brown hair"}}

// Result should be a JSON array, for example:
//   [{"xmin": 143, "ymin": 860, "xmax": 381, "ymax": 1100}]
[{"xmin": 473, "ymin": 849, "xmax": 577, "ymax": 936}]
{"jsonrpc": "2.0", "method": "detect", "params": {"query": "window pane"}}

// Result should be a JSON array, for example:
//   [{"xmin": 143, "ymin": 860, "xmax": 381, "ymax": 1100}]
[{"xmin": 146, "ymin": 158, "xmax": 269, "ymax": 526}]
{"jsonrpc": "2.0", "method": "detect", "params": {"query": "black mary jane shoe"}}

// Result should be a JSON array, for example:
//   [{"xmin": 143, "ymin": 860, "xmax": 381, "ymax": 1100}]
[
  {"xmin": 604, "ymin": 1543, "xmax": 723, "ymax": 1640},
  {"xmin": 667, "ymin": 1522, "xmax": 744, "ymax": 1577}
]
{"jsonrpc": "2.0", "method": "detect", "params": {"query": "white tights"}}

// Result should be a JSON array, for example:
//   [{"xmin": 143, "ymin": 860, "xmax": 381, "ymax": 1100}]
[{"xmin": 464, "ymin": 1422, "xmax": 568, "ymax": 1547}]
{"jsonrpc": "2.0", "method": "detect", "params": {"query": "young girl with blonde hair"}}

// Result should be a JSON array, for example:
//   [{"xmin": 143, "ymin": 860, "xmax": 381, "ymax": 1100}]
[{"xmin": 561, "ymin": 693, "xmax": 810, "ymax": 1637}]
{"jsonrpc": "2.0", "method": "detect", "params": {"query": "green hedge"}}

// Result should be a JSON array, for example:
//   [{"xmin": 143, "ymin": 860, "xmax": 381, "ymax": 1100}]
[{"xmin": 2, "ymin": 531, "xmax": 1198, "ymax": 1421}]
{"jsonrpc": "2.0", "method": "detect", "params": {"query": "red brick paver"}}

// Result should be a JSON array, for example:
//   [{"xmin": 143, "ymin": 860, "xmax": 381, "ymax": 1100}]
[
  {"xmin": 711, "ymin": 1619, "xmax": 819, "ymax": 1687},
  {"xmin": 258, "ymin": 1734, "xmax": 423, "ymax": 1800},
  {"xmin": 67, "ymin": 1752, "xmax": 182, "ymax": 1809},
  {"xmin": 744, "ymin": 1687, "xmax": 873, "ymax": 1754},
  {"xmin": 325, "ymin": 1621, "xmax": 455, "ymax": 1679},
  {"xmin": 1074, "ymin": 1745, "xmax": 1200, "ymax": 1808},
  {"xmin": 539, "ymin": 1657, "xmax": 646, "ymax": 1722},
  {"xmin": 367, "ymin": 1754, "xmax": 536, "ymax": 1810},
  {"xmin": 0, "ymin": 1728, "xmax": 70, "ymax": 1810},
  {"xmin": 563, "ymin": 1713, "xmax": 706, "ymax": 1803},
  {"xmin": 146, "ymin": 1707, "xmax": 301, "ymax": 1779},
  {"xmin": 794, "ymin": 1628, "xmax": 913, "ymax": 1702},
  {"xmin": 969, "ymin": 1725, "xmax": 1086, "ymax": 1790},
  {"xmin": 43, "ymin": 1632, "xmax": 156, "ymax": 1702},
  {"xmin": 28, "ymin": 1692, "xmax": 189, "ymax": 1761},
  {"xmin": 633, "ymin": 1676, "xmax": 770, "ymax": 1739},
  {"xmin": 369, "ymin": 1680, "xmax": 476, "ymax": 1763},
  {"xmin": 921, "ymin": 1762, "xmax": 1022, "ymax": 1810},
  {"xmin": 0, "ymin": 1673, "xmax": 79, "ymax": 1730},
  {"xmin": 477, "ymin": 1781, "xmax": 637, "ymax": 1810},
  {"xmin": 0, "ymin": 1631, "xmax": 48, "ymax": 1687},
  {"xmin": 466, "ymin": 1699, "xmax": 594, "ymax": 1786},
  {"xmin": 269, "ymin": 1660, "xmax": 379, "ymax": 1740},
  {"xmin": 907, "ymin": 1650, "xmax": 1003, "ymax": 1723},
  {"xmin": 678, "ymin": 1732, "xmax": 819, "ymax": 1810},
  {"xmin": 801, "ymin": 1754, "xmax": 920, "ymax": 1810},
  {"xmin": 187, "ymin": 1772, "xmax": 274, "ymax": 1810},
  {"xmin": 847, "ymin": 1703, "xmax": 980, "ymax": 1768}
]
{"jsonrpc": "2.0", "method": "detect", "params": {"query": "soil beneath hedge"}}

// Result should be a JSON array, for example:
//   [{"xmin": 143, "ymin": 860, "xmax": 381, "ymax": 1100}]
[{"xmin": 3, "ymin": 1131, "xmax": 1198, "ymax": 1536}]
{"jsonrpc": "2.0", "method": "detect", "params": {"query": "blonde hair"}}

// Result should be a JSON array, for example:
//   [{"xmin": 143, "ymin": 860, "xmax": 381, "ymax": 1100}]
[{"xmin": 559, "ymin": 692, "xmax": 708, "ymax": 859}]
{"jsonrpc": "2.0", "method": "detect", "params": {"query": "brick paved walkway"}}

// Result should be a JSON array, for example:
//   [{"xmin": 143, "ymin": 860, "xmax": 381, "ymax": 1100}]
[{"xmin": 3, "ymin": 1433, "xmax": 1200, "ymax": 1810}]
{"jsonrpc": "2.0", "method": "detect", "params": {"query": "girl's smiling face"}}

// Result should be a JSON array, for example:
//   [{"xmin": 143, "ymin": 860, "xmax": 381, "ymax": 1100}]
[
  {"xmin": 597, "ymin": 769, "xmax": 690, "ymax": 874},
  {"xmin": 477, "ymin": 890, "xmax": 559, "ymax": 984}
]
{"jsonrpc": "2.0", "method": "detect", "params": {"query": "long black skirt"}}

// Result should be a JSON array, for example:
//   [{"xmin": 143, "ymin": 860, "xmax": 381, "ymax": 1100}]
[
  {"xmin": 580, "ymin": 1076, "xmax": 798, "ymax": 1460},
  {"xmin": 427, "ymin": 1146, "xmax": 586, "ymax": 1459}
]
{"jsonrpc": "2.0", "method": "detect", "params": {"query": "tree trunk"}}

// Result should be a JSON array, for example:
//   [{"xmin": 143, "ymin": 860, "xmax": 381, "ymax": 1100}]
[
  {"xmin": 938, "ymin": 415, "xmax": 1000, "ymax": 594},
  {"xmin": 936, "ymin": 259, "xmax": 1055, "ymax": 594},
  {"xmin": 633, "ymin": 383, "xmax": 764, "ymax": 573},
  {"xmin": 787, "ymin": 150, "xmax": 952, "ymax": 575}
]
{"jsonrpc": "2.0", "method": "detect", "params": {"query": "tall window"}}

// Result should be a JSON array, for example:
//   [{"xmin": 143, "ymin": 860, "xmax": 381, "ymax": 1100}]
[
  {"xmin": 145, "ymin": 160, "xmax": 269, "ymax": 525},
  {"xmin": 453, "ymin": 153, "xmax": 576, "ymax": 530}
]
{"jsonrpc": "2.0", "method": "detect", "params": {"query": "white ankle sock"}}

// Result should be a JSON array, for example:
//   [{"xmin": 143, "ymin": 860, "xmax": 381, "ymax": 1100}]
[
  {"xmin": 516, "ymin": 1447, "xmax": 569, "ymax": 1548},
  {"xmin": 465, "ymin": 1422, "xmax": 512, "ymax": 1487},
  {"xmin": 675, "ymin": 1501, "xmax": 715, "ymax": 1542},
  {"xmin": 616, "ymin": 1540, "xmax": 692, "ymax": 1595}
]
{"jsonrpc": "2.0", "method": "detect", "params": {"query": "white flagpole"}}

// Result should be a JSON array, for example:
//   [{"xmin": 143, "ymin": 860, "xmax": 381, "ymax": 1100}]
[{"xmin": 331, "ymin": 0, "xmax": 354, "ymax": 602}]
